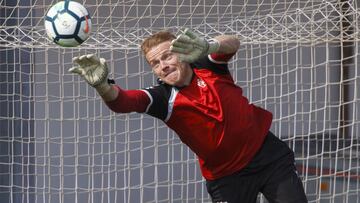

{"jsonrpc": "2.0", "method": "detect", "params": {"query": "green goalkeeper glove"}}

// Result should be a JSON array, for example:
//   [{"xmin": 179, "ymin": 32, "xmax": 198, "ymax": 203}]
[
  {"xmin": 69, "ymin": 54, "xmax": 111, "ymax": 96},
  {"xmin": 170, "ymin": 28, "xmax": 220, "ymax": 63}
]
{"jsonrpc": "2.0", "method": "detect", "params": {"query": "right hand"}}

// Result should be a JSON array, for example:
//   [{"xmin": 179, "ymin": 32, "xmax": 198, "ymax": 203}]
[
  {"xmin": 69, "ymin": 54, "xmax": 108, "ymax": 87},
  {"xmin": 170, "ymin": 28, "xmax": 219, "ymax": 63}
]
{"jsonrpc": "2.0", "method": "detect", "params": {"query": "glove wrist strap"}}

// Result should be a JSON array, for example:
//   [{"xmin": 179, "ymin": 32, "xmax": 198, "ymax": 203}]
[
  {"xmin": 95, "ymin": 81, "xmax": 119, "ymax": 102},
  {"xmin": 95, "ymin": 81, "xmax": 111, "ymax": 96}
]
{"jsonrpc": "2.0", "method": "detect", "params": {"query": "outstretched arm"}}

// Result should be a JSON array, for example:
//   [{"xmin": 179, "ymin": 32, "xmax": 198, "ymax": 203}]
[
  {"xmin": 69, "ymin": 54, "xmax": 150, "ymax": 113},
  {"xmin": 213, "ymin": 35, "xmax": 240, "ymax": 55}
]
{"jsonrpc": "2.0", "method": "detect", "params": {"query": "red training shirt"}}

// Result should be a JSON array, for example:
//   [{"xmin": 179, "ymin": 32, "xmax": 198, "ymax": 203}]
[{"xmin": 105, "ymin": 53, "xmax": 272, "ymax": 180}]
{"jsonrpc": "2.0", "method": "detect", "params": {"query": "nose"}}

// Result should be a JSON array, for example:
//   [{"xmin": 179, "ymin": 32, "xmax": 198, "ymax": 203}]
[{"xmin": 159, "ymin": 60, "xmax": 169, "ymax": 71}]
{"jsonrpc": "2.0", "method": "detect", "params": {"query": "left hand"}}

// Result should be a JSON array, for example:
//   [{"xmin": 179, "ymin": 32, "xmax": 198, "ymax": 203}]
[
  {"xmin": 69, "ymin": 54, "xmax": 108, "ymax": 88},
  {"xmin": 170, "ymin": 28, "xmax": 219, "ymax": 63}
]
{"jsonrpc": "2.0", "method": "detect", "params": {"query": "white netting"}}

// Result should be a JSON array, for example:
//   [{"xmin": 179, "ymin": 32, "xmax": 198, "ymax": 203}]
[
  {"xmin": 0, "ymin": 0, "xmax": 359, "ymax": 202},
  {"xmin": 2, "ymin": 1, "xmax": 359, "ymax": 49}
]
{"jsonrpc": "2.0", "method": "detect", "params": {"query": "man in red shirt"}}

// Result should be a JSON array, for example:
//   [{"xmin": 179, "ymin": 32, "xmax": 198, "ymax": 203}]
[{"xmin": 70, "ymin": 28, "xmax": 307, "ymax": 202}]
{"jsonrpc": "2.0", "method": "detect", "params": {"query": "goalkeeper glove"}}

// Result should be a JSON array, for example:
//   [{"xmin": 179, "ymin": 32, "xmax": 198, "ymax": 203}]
[
  {"xmin": 69, "ymin": 54, "xmax": 111, "ymax": 96},
  {"xmin": 170, "ymin": 28, "xmax": 220, "ymax": 63}
]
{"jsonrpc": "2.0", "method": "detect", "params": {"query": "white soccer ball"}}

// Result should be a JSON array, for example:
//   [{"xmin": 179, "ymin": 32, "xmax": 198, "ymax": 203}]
[{"xmin": 44, "ymin": 0, "xmax": 92, "ymax": 47}]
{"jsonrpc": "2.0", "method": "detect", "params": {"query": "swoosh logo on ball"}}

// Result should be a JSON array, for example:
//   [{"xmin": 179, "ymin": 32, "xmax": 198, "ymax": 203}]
[{"xmin": 84, "ymin": 16, "xmax": 89, "ymax": 33}]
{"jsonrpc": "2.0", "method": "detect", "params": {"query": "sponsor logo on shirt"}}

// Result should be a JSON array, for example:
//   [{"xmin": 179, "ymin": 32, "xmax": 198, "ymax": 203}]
[{"xmin": 197, "ymin": 79, "xmax": 207, "ymax": 88}]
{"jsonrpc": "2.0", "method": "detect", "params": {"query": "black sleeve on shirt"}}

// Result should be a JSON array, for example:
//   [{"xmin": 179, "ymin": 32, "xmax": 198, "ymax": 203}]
[
  {"xmin": 142, "ymin": 84, "xmax": 172, "ymax": 121},
  {"xmin": 190, "ymin": 55, "xmax": 230, "ymax": 75}
]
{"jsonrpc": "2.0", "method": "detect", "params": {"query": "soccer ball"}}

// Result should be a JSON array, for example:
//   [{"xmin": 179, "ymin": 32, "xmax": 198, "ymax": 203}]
[{"xmin": 44, "ymin": 0, "xmax": 91, "ymax": 47}]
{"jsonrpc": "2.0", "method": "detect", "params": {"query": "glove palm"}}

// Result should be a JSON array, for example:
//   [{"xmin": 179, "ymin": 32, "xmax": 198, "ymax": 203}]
[
  {"xmin": 69, "ymin": 54, "xmax": 108, "ymax": 87},
  {"xmin": 170, "ymin": 28, "xmax": 219, "ymax": 63}
]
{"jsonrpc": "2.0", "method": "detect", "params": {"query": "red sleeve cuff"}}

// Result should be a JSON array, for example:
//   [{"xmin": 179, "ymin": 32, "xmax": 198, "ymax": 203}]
[{"xmin": 105, "ymin": 85, "xmax": 150, "ymax": 113}]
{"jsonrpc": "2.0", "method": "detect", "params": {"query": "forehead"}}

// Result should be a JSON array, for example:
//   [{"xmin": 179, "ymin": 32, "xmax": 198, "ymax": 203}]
[{"xmin": 145, "ymin": 40, "xmax": 172, "ymax": 62}]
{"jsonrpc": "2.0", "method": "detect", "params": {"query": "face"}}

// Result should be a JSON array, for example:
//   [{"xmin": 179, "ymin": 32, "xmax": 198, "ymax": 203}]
[{"xmin": 146, "ymin": 41, "xmax": 193, "ymax": 87}]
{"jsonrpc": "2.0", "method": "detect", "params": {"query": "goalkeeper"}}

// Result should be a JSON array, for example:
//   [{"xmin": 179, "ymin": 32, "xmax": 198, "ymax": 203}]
[{"xmin": 70, "ymin": 28, "xmax": 307, "ymax": 203}]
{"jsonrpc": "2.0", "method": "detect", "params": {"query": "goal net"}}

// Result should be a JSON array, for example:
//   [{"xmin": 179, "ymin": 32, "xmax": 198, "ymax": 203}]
[{"xmin": 0, "ymin": 0, "xmax": 359, "ymax": 202}]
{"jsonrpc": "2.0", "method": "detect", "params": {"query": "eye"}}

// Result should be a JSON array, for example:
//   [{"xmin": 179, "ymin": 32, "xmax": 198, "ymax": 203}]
[
  {"xmin": 167, "ymin": 53, "xmax": 174, "ymax": 60},
  {"xmin": 150, "ymin": 59, "xmax": 159, "ymax": 68},
  {"xmin": 162, "ymin": 52, "xmax": 173, "ymax": 61},
  {"xmin": 152, "ymin": 63, "xmax": 160, "ymax": 70},
  {"xmin": 165, "ymin": 53, "xmax": 173, "ymax": 60}
]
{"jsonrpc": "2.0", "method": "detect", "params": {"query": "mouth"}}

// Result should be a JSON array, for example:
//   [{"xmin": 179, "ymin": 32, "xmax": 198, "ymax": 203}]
[{"xmin": 164, "ymin": 70, "xmax": 178, "ymax": 80}]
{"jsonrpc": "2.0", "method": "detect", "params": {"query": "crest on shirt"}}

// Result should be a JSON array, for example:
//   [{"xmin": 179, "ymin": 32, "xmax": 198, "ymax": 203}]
[{"xmin": 197, "ymin": 78, "xmax": 207, "ymax": 88}]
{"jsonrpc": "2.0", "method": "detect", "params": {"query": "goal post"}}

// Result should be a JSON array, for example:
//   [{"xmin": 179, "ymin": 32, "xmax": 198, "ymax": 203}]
[{"xmin": 0, "ymin": 0, "xmax": 359, "ymax": 202}]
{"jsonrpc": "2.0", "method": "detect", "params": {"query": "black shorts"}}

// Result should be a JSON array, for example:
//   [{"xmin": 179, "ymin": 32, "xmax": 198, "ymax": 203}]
[{"xmin": 206, "ymin": 132, "xmax": 308, "ymax": 203}]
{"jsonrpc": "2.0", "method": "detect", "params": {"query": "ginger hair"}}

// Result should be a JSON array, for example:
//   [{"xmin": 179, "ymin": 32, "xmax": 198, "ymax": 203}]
[{"xmin": 141, "ymin": 31, "xmax": 176, "ymax": 56}]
